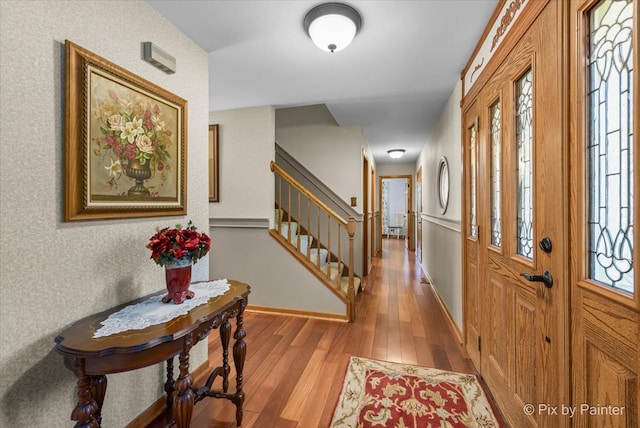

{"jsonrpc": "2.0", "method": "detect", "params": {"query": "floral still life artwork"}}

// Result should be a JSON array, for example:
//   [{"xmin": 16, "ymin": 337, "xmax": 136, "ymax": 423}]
[
  {"xmin": 64, "ymin": 40, "xmax": 187, "ymax": 221},
  {"xmin": 92, "ymin": 80, "xmax": 177, "ymax": 199}
]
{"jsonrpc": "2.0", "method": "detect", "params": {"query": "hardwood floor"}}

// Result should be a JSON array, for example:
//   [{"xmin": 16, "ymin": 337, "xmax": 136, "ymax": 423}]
[{"xmin": 149, "ymin": 238, "xmax": 498, "ymax": 427}]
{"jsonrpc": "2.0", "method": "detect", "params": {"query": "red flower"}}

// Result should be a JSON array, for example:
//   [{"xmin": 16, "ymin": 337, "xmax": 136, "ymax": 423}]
[
  {"xmin": 199, "ymin": 233, "xmax": 211, "ymax": 248},
  {"xmin": 172, "ymin": 248, "xmax": 188, "ymax": 259},
  {"xmin": 146, "ymin": 221, "xmax": 211, "ymax": 267},
  {"xmin": 177, "ymin": 229, "xmax": 200, "ymax": 250}
]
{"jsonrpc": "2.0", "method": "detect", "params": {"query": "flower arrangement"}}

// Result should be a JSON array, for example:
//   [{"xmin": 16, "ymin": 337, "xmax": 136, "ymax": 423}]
[
  {"xmin": 147, "ymin": 221, "xmax": 211, "ymax": 267},
  {"xmin": 94, "ymin": 89, "xmax": 174, "ymax": 186}
]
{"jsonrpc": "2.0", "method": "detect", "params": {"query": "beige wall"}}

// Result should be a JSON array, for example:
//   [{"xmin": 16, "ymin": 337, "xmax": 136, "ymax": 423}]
[
  {"xmin": 416, "ymin": 80, "xmax": 464, "ymax": 330},
  {"xmin": 209, "ymin": 220, "xmax": 346, "ymax": 315},
  {"xmin": 207, "ymin": 107, "xmax": 348, "ymax": 315},
  {"xmin": 0, "ymin": 1, "xmax": 209, "ymax": 425},
  {"xmin": 377, "ymin": 163, "xmax": 416, "ymax": 177},
  {"xmin": 209, "ymin": 106, "xmax": 276, "ymax": 222},
  {"xmin": 276, "ymin": 106, "xmax": 365, "ymax": 213}
]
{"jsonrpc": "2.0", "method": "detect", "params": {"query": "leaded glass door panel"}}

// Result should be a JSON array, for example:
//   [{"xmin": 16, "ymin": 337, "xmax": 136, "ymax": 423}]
[{"xmin": 571, "ymin": 0, "xmax": 638, "ymax": 425}]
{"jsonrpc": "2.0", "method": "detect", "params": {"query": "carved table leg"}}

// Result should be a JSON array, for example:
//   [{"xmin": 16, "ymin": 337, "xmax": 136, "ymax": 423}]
[
  {"xmin": 165, "ymin": 357, "xmax": 175, "ymax": 410},
  {"xmin": 173, "ymin": 334, "xmax": 194, "ymax": 428},
  {"xmin": 90, "ymin": 375, "xmax": 107, "ymax": 426},
  {"xmin": 219, "ymin": 320, "xmax": 231, "ymax": 393},
  {"xmin": 71, "ymin": 358, "xmax": 99, "ymax": 428},
  {"xmin": 232, "ymin": 303, "xmax": 247, "ymax": 426}
]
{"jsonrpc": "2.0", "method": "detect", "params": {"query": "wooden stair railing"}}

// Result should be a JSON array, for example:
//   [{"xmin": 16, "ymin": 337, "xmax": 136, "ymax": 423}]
[{"xmin": 270, "ymin": 161, "xmax": 357, "ymax": 322}]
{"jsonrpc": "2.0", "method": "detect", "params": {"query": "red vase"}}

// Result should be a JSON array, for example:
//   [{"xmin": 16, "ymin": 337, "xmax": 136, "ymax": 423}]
[{"xmin": 161, "ymin": 258, "xmax": 194, "ymax": 304}]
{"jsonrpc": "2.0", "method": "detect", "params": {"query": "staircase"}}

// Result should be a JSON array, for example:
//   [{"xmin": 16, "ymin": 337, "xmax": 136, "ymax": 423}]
[{"xmin": 270, "ymin": 161, "xmax": 361, "ymax": 322}]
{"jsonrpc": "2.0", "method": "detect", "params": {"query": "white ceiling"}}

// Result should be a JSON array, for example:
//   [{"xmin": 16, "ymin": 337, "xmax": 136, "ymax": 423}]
[{"xmin": 146, "ymin": 0, "xmax": 498, "ymax": 165}]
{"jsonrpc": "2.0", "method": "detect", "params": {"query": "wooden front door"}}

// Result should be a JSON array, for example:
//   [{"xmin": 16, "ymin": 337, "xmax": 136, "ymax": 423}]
[
  {"xmin": 464, "ymin": 1, "xmax": 567, "ymax": 426},
  {"xmin": 570, "ymin": 0, "xmax": 639, "ymax": 426}
]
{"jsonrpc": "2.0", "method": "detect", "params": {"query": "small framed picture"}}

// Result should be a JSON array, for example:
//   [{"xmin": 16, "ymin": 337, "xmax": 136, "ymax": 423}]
[{"xmin": 209, "ymin": 124, "xmax": 219, "ymax": 202}]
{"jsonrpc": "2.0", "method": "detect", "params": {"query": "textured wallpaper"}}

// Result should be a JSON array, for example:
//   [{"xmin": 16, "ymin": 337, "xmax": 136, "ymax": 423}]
[{"xmin": 0, "ymin": 1, "xmax": 210, "ymax": 426}]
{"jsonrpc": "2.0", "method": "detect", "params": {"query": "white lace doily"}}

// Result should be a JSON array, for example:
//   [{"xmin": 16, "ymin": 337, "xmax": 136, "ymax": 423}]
[{"xmin": 94, "ymin": 279, "xmax": 231, "ymax": 338}]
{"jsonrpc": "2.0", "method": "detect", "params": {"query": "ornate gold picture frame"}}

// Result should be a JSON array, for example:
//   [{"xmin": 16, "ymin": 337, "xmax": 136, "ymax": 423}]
[{"xmin": 64, "ymin": 40, "xmax": 187, "ymax": 221}]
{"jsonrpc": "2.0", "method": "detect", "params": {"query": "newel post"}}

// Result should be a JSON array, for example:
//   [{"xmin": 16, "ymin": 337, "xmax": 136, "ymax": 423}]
[{"xmin": 347, "ymin": 216, "xmax": 356, "ymax": 322}]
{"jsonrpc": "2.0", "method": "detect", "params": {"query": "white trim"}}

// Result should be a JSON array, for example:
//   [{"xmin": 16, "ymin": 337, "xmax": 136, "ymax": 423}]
[
  {"xmin": 421, "ymin": 213, "xmax": 461, "ymax": 233},
  {"xmin": 209, "ymin": 218, "xmax": 269, "ymax": 229}
]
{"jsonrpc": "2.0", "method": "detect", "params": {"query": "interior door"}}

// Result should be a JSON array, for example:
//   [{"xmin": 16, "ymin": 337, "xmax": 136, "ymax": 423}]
[
  {"xmin": 416, "ymin": 166, "xmax": 423, "ymax": 261},
  {"xmin": 363, "ymin": 154, "xmax": 369, "ymax": 274},
  {"xmin": 476, "ymin": 2, "xmax": 566, "ymax": 426},
  {"xmin": 371, "ymin": 166, "xmax": 375, "ymax": 259},
  {"xmin": 570, "ymin": 0, "xmax": 639, "ymax": 426},
  {"xmin": 405, "ymin": 178, "xmax": 413, "ymax": 251}
]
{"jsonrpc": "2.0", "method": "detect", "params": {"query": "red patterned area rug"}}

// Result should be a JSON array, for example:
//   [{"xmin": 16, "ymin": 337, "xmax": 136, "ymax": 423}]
[{"xmin": 329, "ymin": 356, "xmax": 501, "ymax": 428}]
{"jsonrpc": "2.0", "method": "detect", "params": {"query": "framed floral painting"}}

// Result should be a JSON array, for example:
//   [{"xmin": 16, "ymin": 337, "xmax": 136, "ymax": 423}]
[{"xmin": 64, "ymin": 40, "xmax": 187, "ymax": 221}]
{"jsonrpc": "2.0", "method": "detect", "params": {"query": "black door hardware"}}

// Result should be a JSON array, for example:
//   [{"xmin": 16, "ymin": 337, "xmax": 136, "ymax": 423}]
[
  {"xmin": 539, "ymin": 237, "xmax": 552, "ymax": 253},
  {"xmin": 520, "ymin": 270, "xmax": 553, "ymax": 288}
]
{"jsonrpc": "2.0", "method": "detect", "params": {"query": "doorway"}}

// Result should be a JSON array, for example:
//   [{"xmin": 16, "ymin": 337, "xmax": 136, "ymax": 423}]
[{"xmin": 378, "ymin": 175, "xmax": 413, "ymax": 252}]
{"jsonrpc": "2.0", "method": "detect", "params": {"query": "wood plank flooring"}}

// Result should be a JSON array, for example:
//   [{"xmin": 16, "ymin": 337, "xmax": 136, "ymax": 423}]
[{"xmin": 149, "ymin": 238, "xmax": 499, "ymax": 427}]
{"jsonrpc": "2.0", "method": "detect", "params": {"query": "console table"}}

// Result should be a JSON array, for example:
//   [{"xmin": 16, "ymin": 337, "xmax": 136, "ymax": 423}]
[{"xmin": 55, "ymin": 280, "xmax": 250, "ymax": 428}]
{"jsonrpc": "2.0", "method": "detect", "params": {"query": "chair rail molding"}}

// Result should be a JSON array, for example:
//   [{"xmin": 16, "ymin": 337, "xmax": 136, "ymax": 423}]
[{"xmin": 421, "ymin": 213, "xmax": 462, "ymax": 234}]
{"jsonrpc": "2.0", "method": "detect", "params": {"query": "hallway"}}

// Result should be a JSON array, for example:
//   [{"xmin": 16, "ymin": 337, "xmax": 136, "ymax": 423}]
[{"xmin": 147, "ymin": 238, "xmax": 487, "ymax": 427}]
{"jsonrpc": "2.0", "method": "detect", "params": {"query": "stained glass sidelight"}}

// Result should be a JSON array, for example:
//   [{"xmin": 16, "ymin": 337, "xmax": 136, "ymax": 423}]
[
  {"xmin": 470, "ymin": 122, "xmax": 478, "ymax": 238},
  {"xmin": 491, "ymin": 101, "xmax": 502, "ymax": 247},
  {"xmin": 587, "ymin": 0, "xmax": 634, "ymax": 294},
  {"xmin": 516, "ymin": 70, "xmax": 533, "ymax": 259}
]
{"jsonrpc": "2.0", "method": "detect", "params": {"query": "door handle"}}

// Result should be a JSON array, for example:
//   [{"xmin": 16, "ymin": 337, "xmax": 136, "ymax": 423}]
[{"xmin": 520, "ymin": 270, "xmax": 553, "ymax": 288}]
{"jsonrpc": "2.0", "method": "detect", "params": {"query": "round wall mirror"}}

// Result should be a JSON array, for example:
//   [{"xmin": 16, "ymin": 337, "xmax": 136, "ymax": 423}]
[{"xmin": 437, "ymin": 157, "xmax": 450, "ymax": 214}]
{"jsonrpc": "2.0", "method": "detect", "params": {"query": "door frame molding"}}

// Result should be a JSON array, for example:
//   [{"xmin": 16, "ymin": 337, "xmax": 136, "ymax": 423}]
[
  {"xmin": 378, "ymin": 174, "xmax": 413, "ymax": 251},
  {"xmin": 362, "ymin": 154, "xmax": 370, "ymax": 275}
]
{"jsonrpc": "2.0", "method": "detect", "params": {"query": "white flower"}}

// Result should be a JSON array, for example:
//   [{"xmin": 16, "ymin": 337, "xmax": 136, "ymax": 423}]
[
  {"xmin": 120, "ymin": 117, "xmax": 144, "ymax": 143},
  {"xmin": 152, "ymin": 115, "xmax": 166, "ymax": 132},
  {"xmin": 105, "ymin": 158, "xmax": 122, "ymax": 178},
  {"xmin": 108, "ymin": 114, "xmax": 126, "ymax": 130},
  {"xmin": 136, "ymin": 135, "xmax": 155, "ymax": 154}
]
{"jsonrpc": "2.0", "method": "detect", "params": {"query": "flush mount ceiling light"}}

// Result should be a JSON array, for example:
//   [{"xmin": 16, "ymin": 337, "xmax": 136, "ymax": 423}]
[
  {"xmin": 303, "ymin": 2, "xmax": 362, "ymax": 53},
  {"xmin": 387, "ymin": 149, "xmax": 406, "ymax": 159}
]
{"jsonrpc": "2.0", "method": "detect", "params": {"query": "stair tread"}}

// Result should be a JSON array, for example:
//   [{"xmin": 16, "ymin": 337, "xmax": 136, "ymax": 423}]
[
  {"xmin": 339, "ymin": 276, "xmax": 362, "ymax": 294},
  {"xmin": 320, "ymin": 262, "xmax": 343, "ymax": 281}
]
